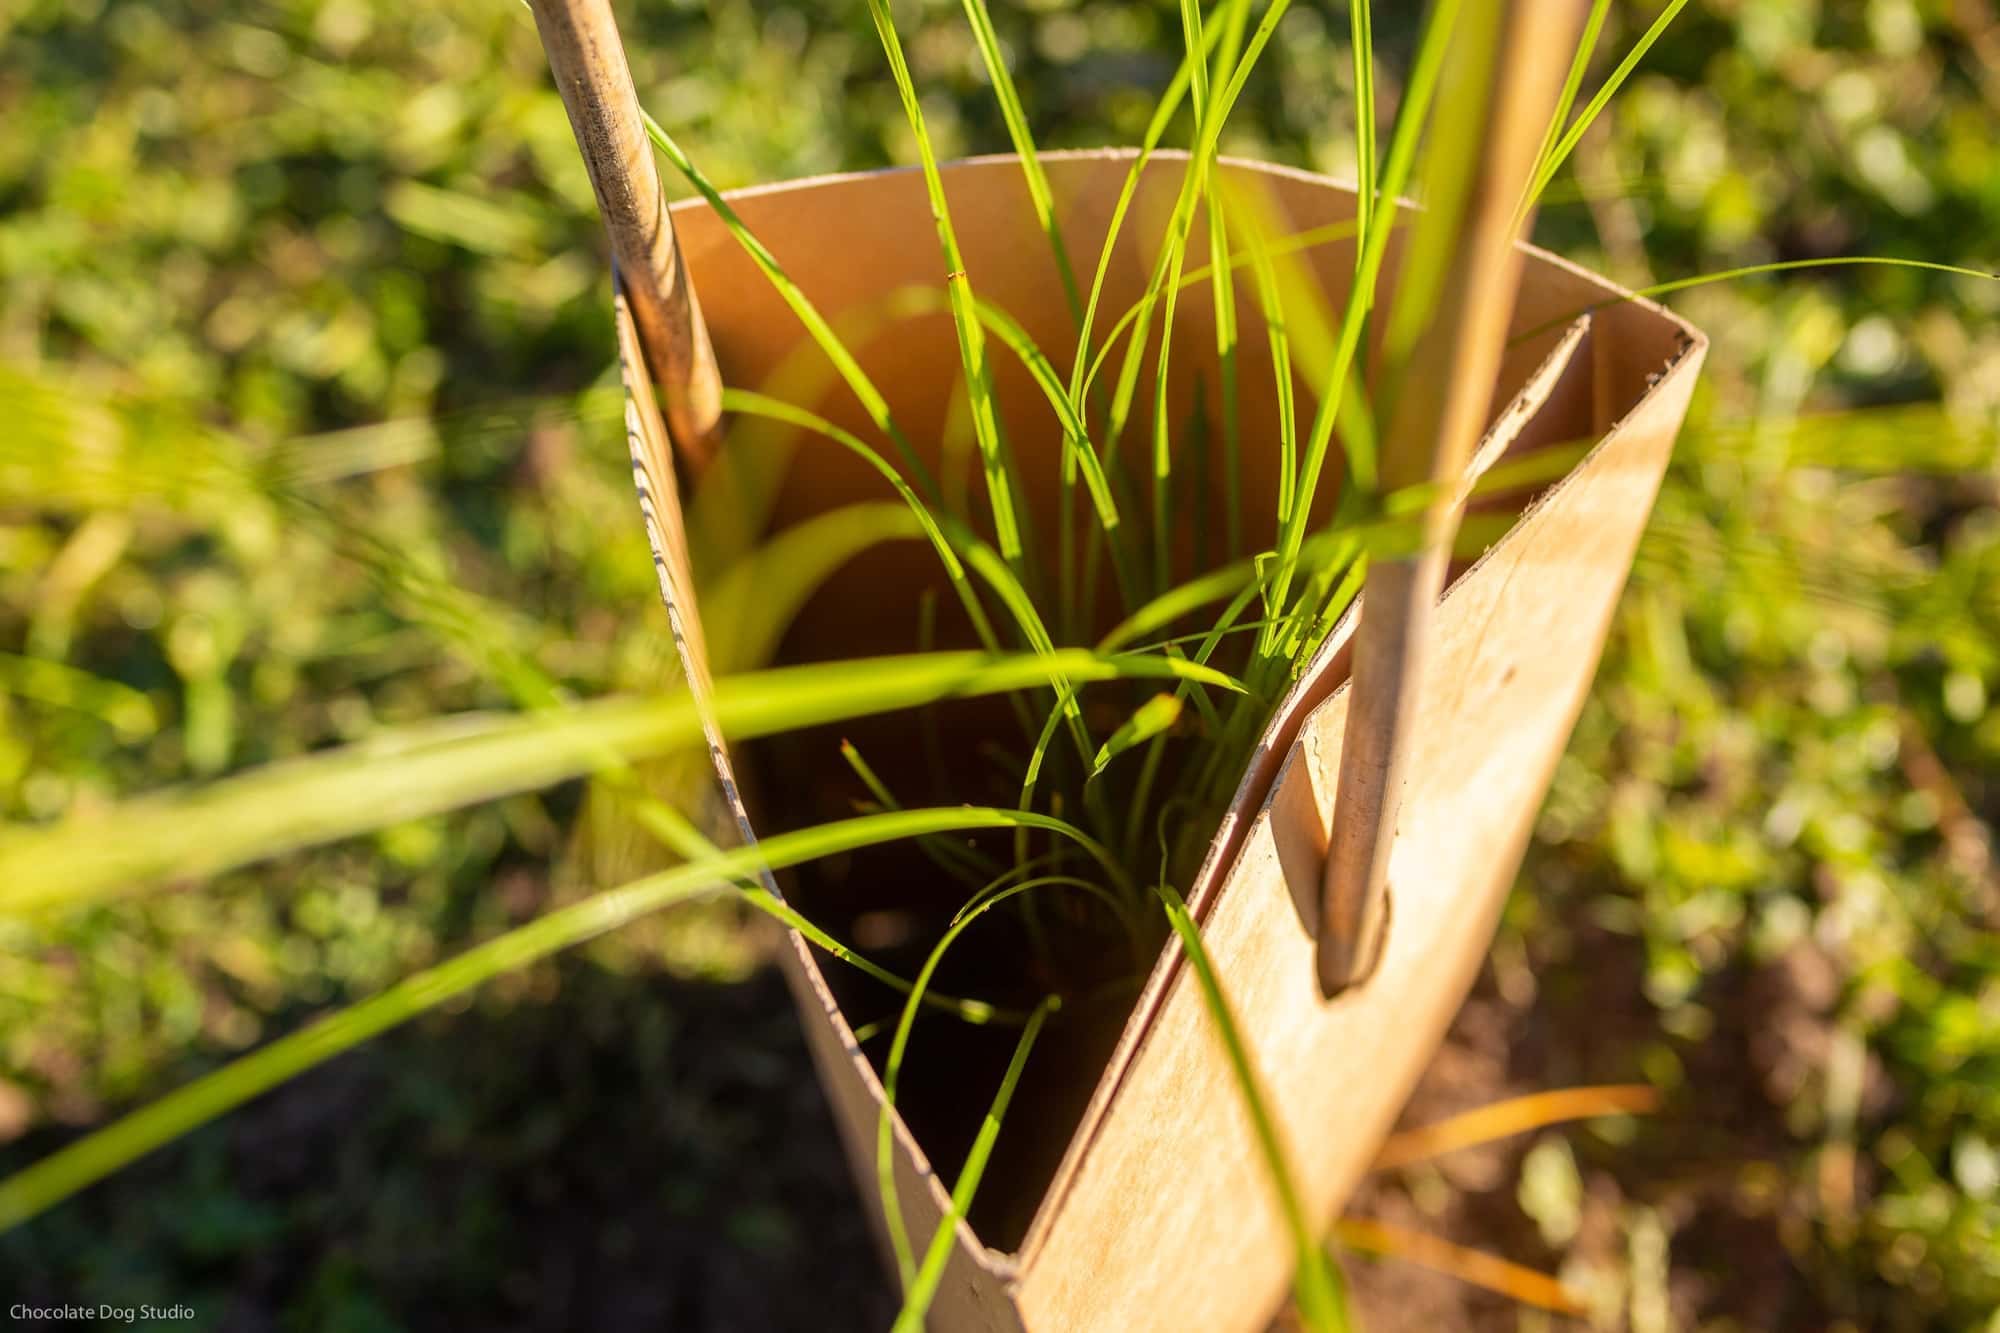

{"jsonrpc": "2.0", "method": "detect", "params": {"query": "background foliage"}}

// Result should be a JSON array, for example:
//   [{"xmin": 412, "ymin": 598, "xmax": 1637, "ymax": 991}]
[{"xmin": 2, "ymin": 0, "xmax": 1997, "ymax": 1327}]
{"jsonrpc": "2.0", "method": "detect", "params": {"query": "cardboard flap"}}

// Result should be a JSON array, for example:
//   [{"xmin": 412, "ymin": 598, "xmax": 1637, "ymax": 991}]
[
  {"xmin": 1014, "ymin": 304, "xmax": 1599, "ymax": 1268},
  {"xmin": 1017, "ymin": 333, "xmax": 1705, "ymax": 1333}
]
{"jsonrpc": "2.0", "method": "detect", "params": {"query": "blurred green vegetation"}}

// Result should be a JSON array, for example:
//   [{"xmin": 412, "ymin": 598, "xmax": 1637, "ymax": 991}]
[{"xmin": 2, "ymin": 0, "xmax": 1998, "ymax": 1328}]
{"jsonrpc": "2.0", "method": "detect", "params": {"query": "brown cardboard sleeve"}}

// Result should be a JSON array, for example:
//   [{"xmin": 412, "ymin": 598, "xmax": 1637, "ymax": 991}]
[{"xmin": 615, "ymin": 151, "xmax": 1704, "ymax": 1332}]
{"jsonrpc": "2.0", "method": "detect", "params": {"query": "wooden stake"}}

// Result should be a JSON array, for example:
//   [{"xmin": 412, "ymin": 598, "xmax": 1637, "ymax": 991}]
[
  {"xmin": 531, "ymin": 0, "xmax": 724, "ymax": 466},
  {"xmin": 1317, "ymin": 0, "xmax": 1586, "ymax": 998}
]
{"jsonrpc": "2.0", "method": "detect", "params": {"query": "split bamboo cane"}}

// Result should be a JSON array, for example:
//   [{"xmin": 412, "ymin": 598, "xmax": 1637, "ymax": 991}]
[
  {"xmin": 1317, "ymin": 0, "xmax": 1588, "ymax": 996},
  {"xmin": 530, "ymin": 0, "xmax": 724, "ymax": 466}
]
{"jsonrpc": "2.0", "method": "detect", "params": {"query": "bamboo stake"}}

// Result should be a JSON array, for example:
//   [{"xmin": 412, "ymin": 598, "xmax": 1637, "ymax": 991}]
[
  {"xmin": 1317, "ymin": 0, "xmax": 1586, "ymax": 997},
  {"xmin": 531, "ymin": 0, "xmax": 724, "ymax": 465}
]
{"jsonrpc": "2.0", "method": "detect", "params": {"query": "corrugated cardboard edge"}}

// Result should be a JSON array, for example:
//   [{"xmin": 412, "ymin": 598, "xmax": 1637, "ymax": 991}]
[{"xmin": 618, "ymin": 272, "xmax": 1016, "ymax": 1332}]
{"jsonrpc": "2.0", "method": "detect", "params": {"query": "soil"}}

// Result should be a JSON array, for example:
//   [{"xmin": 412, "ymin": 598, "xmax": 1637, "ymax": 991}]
[{"xmin": 1333, "ymin": 922, "xmax": 1850, "ymax": 1332}]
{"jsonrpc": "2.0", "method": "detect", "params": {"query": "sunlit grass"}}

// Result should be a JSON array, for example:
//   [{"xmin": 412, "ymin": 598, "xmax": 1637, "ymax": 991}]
[
  {"xmin": 4, "ymin": 9, "xmax": 1639, "ymax": 1326},
  {"xmin": 21, "ymin": 0, "xmax": 1987, "ymax": 1324}
]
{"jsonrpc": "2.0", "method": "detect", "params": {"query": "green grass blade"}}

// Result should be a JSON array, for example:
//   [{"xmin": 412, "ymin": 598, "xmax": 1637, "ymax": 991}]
[
  {"xmin": 1260, "ymin": 0, "xmax": 1460, "ymax": 658},
  {"xmin": 1182, "ymin": 0, "xmax": 1211, "ymax": 112},
  {"xmin": 1296, "ymin": 545, "xmax": 1369, "ymax": 664},
  {"xmin": 741, "ymin": 882, "xmax": 1024, "ymax": 1025},
  {"xmin": 1209, "ymin": 207, "xmax": 1245, "ymax": 560},
  {"xmin": 892, "ymin": 994, "xmax": 1059, "ymax": 1333},
  {"xmin": 1067, "ymin": 19, "xmax": 1220, "ymax": 409},
  {"xmin": 0, "ymin": 698, "xmax": 696, "ymax": 917},
  {"xmin": 864, "ymin": 0, "xmax": 1034, "ymax": 575},
  {"xmin": 1081, "ymin": 216, "xmax": 1362, "ymax": 406},
  {"xmin": 839, "ymin": 738, "xmax": 999, "ymax": 886},
  {"xmin": 1132, "ymin": 0, "xmax": 1261, "ymax": 587},
  {"xmin": 719, "ymin": 389, "xmax": 973, "ymax": 593},
  {"xmin": 719, "ymin": 394, "xmax": 1083, "ymax": 762},
  {"xmin": 605, "ymin": 769, "xmax": 1020, "ymax": 1028},
  {"xmin": 1234, "ymin": 191, "xmax": 1300, "ymax": 523},
  {"xmin": 1519, "ymin": 0, "xmax": 1613, "ymax": 229},
  {"xmin": 1522, "ymin": 0, "xmax": 1692, "ymax": 214},
  {"xmin": 0, "ymin": 808, "xmax": 1097, "ymax": 1230},
  {"xmin": 1157, "ymin": 882, "xmax": 1348, "ymax": 1332},
  {"xmin": 711, "ymin": 646, "xmax": 1248, "ymax": 746},
  {"xmin": 641, "ymin": 114, "xmax": 939, "ymax": 497},
  {"xmin": 1099, "ymin": 557, "xmax": 1257, "ymax": 653},
  {"xmin": 1097, "ymin": 510, "xmax": 1366, "ymax": 658},
  {"xmin": 723, "ymin": 388, "xmax": 1052, "ymax": 734},
  {"xmin": 972, "ymin": 296, "xmax": 1122, "ymax": 539},
  {"xmin": 1512, "ymin": 256, "xmax": 2000, "ymax": 345},
  {"xmin": 1061, "ymin": 17, "xmax": 1221, "ymax": 631},
  {"xmin": 959, "ymin": 0, "xmax": 1082, "ymax": 325},
  {"xmin": 1091, "ymin": 0, "xmax": 1276, "ymax": 463},
  {"xmin": 1013, "ymin": 697, "xmax": 1071, "ymax": 855},
  {"xmin": 1202, "ymin": 0, "xmax": 1256, "ymax": 564}
]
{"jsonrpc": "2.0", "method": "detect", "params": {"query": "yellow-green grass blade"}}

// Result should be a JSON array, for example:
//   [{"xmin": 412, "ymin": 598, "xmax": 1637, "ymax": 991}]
[
  {"xmin": 839, "ymin": 737, "xmax": 999, "ymax": 887},
  {"xmin": 878, "ymin": 869, "xmax": 1125, "ymax": 1292},
  {"xmin": 1080, "ymin": 215, "xmax": 1363, "ymax": 408},
  {"xmin": 1068, "ymin": 18, "xmax": 1222, "ymax": 410},
  {"xmin": 1091, "ymin": 692, "xmax": 1183, "ymax": 779},
  {"xmin": 1097, "ymin": 516, "xmax": 1369, "ymax": 657},
  {"xmin": 605, "ymin": 768, "xmax": 1021, "ymax": 1029},
  {"xmin": 1013, "ymin": 696, "xmax": 1072, "ymax": 861},
  {"xmin": 1127, "ymin": 0, "xmax": 1262, "ymax": 587},
  {"xmin": 1230, "ymin": 189, "xmax": 1300, "ymax": 523},
  {"xmin": 970, "ymin": 296, "xmax": 1123, "ymax": 543},
  {"xmin": 714, "ymin": 391, "xmax": 1069, "ymax": 760},
  {"xmin": 1047, "ymin": 12, "xmax": 1240, "ymax": 634},
  {"xmin": 703, "ymin": 502, "xmax": 926, "ymax": 674},
  {"xmin": 1205, "ymin": 0, "xmax": 1255, "ymax": 563},
  {"xmin": 1207, "ymin": 191, "xmax": 1245, "ymax": 559},
  {"xmin": 1349, "ymin": 0, "xmax": 1377, "ymax": 267},
  {"xmin": 1137, "ymin": 0, "xmax": 1234, "ymax": 588},
  {"xmin": 1097, "ymin": 0, "xmax": 1285, "ymax": 466},
  {"xmin": 718, "ymin": 390, "xmax": 968, "ymax": 591},
  {"xmin": 721, "ymin": 388, "xmax": 1035, "ymax": 723},
  {"xmin": 0, "ymin": 649, "xmax": 1239, "ymax": 914}
]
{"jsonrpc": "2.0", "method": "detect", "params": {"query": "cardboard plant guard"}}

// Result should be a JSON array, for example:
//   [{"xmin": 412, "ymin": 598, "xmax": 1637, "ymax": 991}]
[{"xmin": 611, "ymin": 152, "xmax": 1702, "ymax": 1331}]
